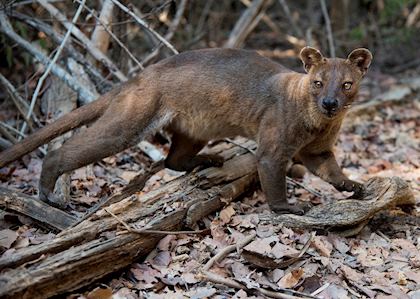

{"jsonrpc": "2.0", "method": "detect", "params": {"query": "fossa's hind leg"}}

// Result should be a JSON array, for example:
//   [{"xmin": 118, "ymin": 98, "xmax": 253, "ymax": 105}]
[
  {"xmin": 164, "ymin": 132, "xmax": 224, "ymax": 172},
  {"xmin": 39, "ymin": 102, "xmax": 161, "ymax": 206}
]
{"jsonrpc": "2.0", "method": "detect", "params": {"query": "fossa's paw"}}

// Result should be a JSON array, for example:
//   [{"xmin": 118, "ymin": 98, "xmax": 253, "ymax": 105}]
[
  {"xmin": 339, "ymin": 180, "xmax": 365, "ymax": 199},
  {"xmin": 39, "ymin": 191, "xmax": 66, "ymax": 209},
  {"xmin": 269, "ymin": 201, "xmax": 312, "ymax": 215},
  {"xmin": 195, "ymin": 154, "xmax": 224, "ymax": 168}
]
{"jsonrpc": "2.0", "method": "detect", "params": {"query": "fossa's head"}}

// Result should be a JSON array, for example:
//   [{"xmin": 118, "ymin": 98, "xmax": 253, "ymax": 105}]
[{"xmin": 300, "ymin": 47, "xmax": 372, "ymax": 119}]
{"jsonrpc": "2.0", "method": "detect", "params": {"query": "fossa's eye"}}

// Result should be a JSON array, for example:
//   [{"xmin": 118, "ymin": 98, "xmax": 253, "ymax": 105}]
[
  {"xmin": 343, "ymin": 82, "xmax": 352, "ymax": 90},
  {"xmin": 313, "ymin": 81, "xmax": 323, "ymax": 88}
]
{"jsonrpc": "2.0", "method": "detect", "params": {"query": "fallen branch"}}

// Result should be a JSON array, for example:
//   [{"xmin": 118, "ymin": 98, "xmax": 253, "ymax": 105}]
[
  {"xmin": 0, "ymin": 125, "xmax": 17, "ymax": 144},
  {"xmin": 260, "ymin": 176, "xmax": 415, "ymax": 236},
  {"xmin": 0, "ymin": 187, "xmax": 77, "ymax": 231},
  {"xmin": 90, "ymin": 0, "xmax": 114, "ymax": 53}
]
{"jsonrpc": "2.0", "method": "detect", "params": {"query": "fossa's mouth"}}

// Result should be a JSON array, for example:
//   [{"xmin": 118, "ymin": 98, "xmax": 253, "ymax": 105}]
[{"xmin": 319, "ymin": 108, "xmax": 340, "ymax": 119}]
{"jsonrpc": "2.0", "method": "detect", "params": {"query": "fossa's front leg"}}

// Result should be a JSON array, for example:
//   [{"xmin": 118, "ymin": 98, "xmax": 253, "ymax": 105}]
[
  {"xmin": 257, "ymin": 126, "xmax": 311, "ymax": 214},
  {"xmin": 298, "ymin": 150, "xmax": 364, "ymax": 198}
]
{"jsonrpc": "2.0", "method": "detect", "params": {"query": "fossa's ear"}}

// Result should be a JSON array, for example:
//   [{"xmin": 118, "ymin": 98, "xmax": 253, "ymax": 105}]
[
  {"xmin": 300, "ymin": 47, "xmax": 324, "ymax": 72},
  {"xmin": 347, "ymin": 48, "xmax": 373, "ymax": 76}
]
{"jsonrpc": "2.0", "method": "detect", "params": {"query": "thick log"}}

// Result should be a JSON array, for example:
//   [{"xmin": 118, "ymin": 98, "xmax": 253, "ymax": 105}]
[{"xmin": 0, "ymin": 143, "xmax": 258, "ymax": 298}]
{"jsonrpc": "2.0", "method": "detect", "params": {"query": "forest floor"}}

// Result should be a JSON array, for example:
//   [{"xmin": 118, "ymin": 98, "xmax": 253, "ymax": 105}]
[{"xmin": 0, "ymin": 62, "xmax": 419, "ymax": 299}]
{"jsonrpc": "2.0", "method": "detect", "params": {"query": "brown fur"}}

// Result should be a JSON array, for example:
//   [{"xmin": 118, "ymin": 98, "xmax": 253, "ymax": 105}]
[{"xmin": 0, "ymin": 47, "xmax": 372, "ymax": 214}]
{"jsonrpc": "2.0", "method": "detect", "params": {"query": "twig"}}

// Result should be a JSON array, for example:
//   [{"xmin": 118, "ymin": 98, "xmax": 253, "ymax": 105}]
[
  {"xmin": 105, "ymin": 208, "xmax": 207, "ymax": 235},
  {"xmin": 74, "ymin": 0, "xmax": 144, "ymax": 70},
  {"xmin": 12, "ymin": 12, "xmax": 113, "ymax": 93},
  {"xmin": 0, "ymin": 12, "xmax": 96, "ymax": 104},
  {"xmin": 0, "ymin": 125, "xmax": 17, "ymax": 144},
  {"xmin": 224, "ymin": 138, "xmax": 256, "ymax": 155},
  {"xmin": 203, "ymin": 232, "xmax": 256, "ymax": 271},
  {"xmin": 200, "ymin": 271, "xmax": 320, "ymax": 299},
  {"xmin": 38, "ymin": 0, "xmax": 127, "ymax": 82},
  {"xmin": 110, "ymin": 0, "xmax": 178, "ymax": 55},
  {"xmin": 195, "ymin": 0, "xmax": 213, "ymax": 36},
  {"xmin": 286, "ymin": 177, "xmax": 323, "ymax": 198},
  {"xmin": 299, "ymin": 231, "xmax": 316, "ymax": 257},
  {"xmin": 0, "ymin": 122, "xmax": 25, "ymax": 138},
  {"xmin": 139, "ymin": 0, "xmax": 187, "ymax": 68},
  {"xmin": 319, "ymin": 0, "xmax": 335, "ymax": 57},
  {"xmin": 0, "ymin": 73, "xmax": 38, "ymax": 131},
  {"xmin": 310, "ymin": 283, "xmax": 330, "ymax": 296},
  {"xmin": 277, "ymin": 0, "xmax": 303, "ymax": 38},
  {"xmin": 377, "ymin": 230, "xmax": 391, "ymax": 242},
  {"xmin": 19, "ymin": 0, "xmax": 86, "ymax": 137}
]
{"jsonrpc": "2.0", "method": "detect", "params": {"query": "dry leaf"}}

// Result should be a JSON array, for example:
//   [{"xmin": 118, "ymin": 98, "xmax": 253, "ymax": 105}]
[
  {"xmin": 219, "ymin": 205, "xmax": 236, "ymax": 224},
  {"xmin": 312, "ymin": 236, "xmax": 333, "ymax": 257},
  {"xmin": 340, "ymin": 265, "xmax": 364, "ymax": 282},
  {"xmin": 86, "ymin": 285, "xmax": 112, "ymax": 299},
  {"xmin": 0, "ymin": 229, "xmax": 18, "ymax": 249},
  {"xmin": 278, "ymin": 268, "xmax": 304, "ymax": 288}
]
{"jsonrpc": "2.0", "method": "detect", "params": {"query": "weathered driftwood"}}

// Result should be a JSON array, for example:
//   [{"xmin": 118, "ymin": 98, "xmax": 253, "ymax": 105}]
[
  {"xmin": 0, "ymin": 143, "xmax": 257, "ymax": 298},
  {"xmin": 260, "ymin": 176, "xmax": 415, "ymax": 236}
]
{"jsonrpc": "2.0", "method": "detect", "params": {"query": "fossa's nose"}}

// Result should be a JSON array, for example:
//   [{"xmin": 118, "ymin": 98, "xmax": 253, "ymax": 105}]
[{"xmin": 322, "ymin": 98, "xmax": 338, "ymax": 111}]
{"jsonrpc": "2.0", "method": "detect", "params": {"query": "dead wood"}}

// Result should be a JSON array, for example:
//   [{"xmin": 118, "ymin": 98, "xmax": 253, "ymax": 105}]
[
  {"xmin": 0, "ymin": 187, "xmax": 77, "ymax": 231},
  {"xmin": 224, "ymin": 0, "xmax": 270, "ymax": 48},
  {"xmin": 260, "ymin": 176, "xmax": 415, "ymax": 236},
  {"xmin": 0, "ymin": 144, "xmax": 257, "ymax": 298}
]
